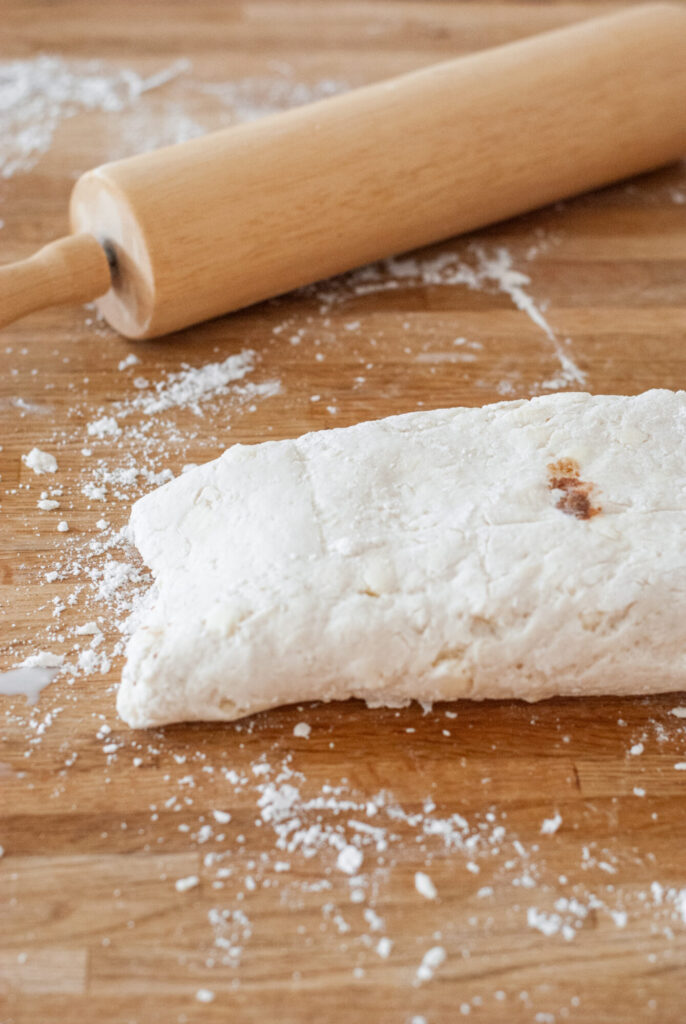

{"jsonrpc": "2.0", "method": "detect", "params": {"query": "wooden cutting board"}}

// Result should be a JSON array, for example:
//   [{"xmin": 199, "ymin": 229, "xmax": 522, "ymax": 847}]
[{"xmin": 1, "ymin": 3, "xmax": 685, "ymax": 1022}]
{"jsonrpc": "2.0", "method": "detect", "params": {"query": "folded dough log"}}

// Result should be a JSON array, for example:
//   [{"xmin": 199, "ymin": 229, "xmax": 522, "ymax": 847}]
[{"xmin": 118, "ymin": 390, "xmax": 686, "ymax": 727}]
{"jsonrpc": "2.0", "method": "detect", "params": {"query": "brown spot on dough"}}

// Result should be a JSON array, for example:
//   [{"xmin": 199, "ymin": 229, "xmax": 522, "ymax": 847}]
[{"xmin": 547, "ymin": 458, "xmax": 601, "ymax": 520}]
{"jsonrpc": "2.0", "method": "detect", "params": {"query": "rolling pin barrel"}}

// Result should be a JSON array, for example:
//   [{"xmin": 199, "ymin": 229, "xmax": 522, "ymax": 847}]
[{"xmin": 4, "ymin": 3, "xmax": 686, "ymax": 339}]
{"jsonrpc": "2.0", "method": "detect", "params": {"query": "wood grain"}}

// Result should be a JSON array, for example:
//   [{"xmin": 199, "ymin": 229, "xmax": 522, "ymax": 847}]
[{"xmin": 1, "ymin": 3, "xmax": 686, "ymax": 1023}]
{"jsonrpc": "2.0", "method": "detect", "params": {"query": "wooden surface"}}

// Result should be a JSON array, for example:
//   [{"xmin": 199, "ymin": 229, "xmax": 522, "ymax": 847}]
[{"xmin": 1, "ymin": 2, "xmax": 686, "ymax": 1022}]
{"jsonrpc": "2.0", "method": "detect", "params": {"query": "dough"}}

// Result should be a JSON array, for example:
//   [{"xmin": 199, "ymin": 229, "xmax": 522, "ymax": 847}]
[{"xmin": 118, "ymin": 390, "xmax": 686, "ymax": 727}]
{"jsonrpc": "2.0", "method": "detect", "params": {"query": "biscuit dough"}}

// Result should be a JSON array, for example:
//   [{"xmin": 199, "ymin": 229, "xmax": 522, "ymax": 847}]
[{"xmin": 118, "ymin": 390, "xmax": 686, "ymax": 727}]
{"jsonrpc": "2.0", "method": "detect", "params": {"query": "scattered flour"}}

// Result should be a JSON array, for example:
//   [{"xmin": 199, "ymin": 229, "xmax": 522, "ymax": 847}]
[
  {"xmin": 108, "ymin": 350, "xmax": 280, "ymax": 418},
  {"xmin": 472, "ymin": 248, "xmax": 584, "ymax": 390},
  {"xmin": 527, "ymin": 906, "xmax": 579, "ymax": 942},
  {"xmin": 0, "ymin": 52, "xmax": 349, "ymax": 178},
  {"xmin": 207, "ymin": 907, "xmax": 252, "ymax": 968},
  {"xmin": 316, "ymin": 244, "xmax": 586, "ymax": 391}
]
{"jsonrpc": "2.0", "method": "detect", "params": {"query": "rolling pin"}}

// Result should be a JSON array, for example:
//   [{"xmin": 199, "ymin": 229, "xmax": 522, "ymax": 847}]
[{"xmin": 1, "ymin": 2, "xmax": 686, "ymax": 340}]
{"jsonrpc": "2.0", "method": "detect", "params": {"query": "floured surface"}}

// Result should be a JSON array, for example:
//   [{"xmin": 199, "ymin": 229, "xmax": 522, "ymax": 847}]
[
  {"xmin": 121, "ymin": 390, "xmax": 686, "ymax": 727},
  {"xmin": 2, "ymin": 1, "xmax": 686, "ymax": 1021}
]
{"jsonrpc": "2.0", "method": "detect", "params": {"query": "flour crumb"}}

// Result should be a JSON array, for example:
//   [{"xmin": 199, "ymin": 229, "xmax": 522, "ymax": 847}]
[
  {"xmin": 669, "ymin": 707, "xmax": 686, "ymax": 718},
  {"xmin": 56, "ymin": 520, "xmax": 69, "ymax": 532},
  {"xmin": 415, "ymin": 945, "xmax": 446, "ymax": 984},
  {"xmin": 674, "ymin": 762, "xmax": 686, "ymax": 771},
  {"xmin": 23, "ymin": 448, "xmax": 57, "ymax": 474},
  {"xmin": 376, "ymin": 937, "xmax": 393, "ymax": 958},
  {"xmin": 527, "ymin": 907, "xmax": 565, "ymax": 939},
  {"xmin": 630, "ymin": 743, "xmax": 644, "ymax": 756},
  {"xmin": 414, "ymin": 871, "xmax": 438, "ymax": 900},
  {"xmin": 20, "ymin": 651, "xmax": 63, "ymax": 669},
  {"xmin": 75, "ymin": 622, "xmax": 100, "ymax": 636},
  {"xmin": 37, "ymin": 498, "xmax": 60, "ymax": 511},
  {"xmin": 87, "ymin": 415, "xmax": 121, "ymax": 438},
  {"xmin": 526, "ymin": 899, "xmax": 589, "ymax": 942},
  {"xmin": 195, "ymin": 988, "xmax": 215, "ymax": 1003},
  {"xmin": 117, "ymin": 353, "xmax": 140, "ymax": 371},
  {"xmin": 175, "ymin": 875, "xmax": 200, "ymax": 893},
  {"xmin": 212, "ymin": 809, "xmax": 231, "ymax": 824},
  {"xmin": 540, "ymin": 813, "xmax": 562, "ymax": 835},
  {"xmin": 82, "ymin": 482, "xmax": 107, "ymax": 501},
  {"xmin": 293, "ymin": 721, "xmax": 311, "ymax": 739},
  {"xmin": 336, "ymin": 845, "xmax": 363, "ymax": 875}
]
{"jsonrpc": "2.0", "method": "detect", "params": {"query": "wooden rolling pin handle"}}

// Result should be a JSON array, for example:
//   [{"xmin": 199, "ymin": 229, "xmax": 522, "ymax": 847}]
[{"xmin": 0, "ymin": 234, "xmax": 112, "ymax": 329}]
